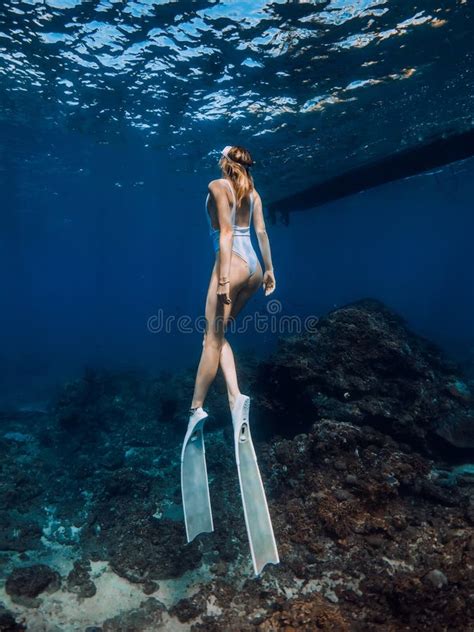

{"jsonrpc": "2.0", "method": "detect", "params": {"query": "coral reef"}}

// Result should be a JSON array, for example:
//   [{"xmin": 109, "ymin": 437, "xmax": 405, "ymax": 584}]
[
  {"xmin": 254, "ymin": 299, "xmax": 474, "ymax": 455},
  {"xmin": 0, "ymin": 300, "xmax": 473, "ymax": 630}
]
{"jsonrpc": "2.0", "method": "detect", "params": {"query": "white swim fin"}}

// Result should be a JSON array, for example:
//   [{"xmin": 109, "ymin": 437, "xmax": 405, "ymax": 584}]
[
  {"xmin": 181, "ymin": 407, "xmax": 214, "ymax": 542},
  {"xmin": 232, "ymin": 394, "xmax": 280, "ymax": 576}
]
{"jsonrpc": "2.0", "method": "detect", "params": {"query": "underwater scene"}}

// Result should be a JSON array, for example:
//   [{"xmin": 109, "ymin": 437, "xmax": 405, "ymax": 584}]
[{"xmin": 1, "ymin": 0, "xmax": 474, "ymax": 630}]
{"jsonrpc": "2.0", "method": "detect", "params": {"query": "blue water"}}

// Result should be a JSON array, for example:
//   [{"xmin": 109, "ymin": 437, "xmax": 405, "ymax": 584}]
[{"xmin": 1, "ymin": 128, "xmax": 473, "ymax": 405}]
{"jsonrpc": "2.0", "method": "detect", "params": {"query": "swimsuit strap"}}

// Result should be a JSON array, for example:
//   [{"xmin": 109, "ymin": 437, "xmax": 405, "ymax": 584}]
[
  {"xmin": 223, "ymin": 179, "xmax": 237, "ymax": 224},
  {"xmin": 223, "ymin": 180, "xmax": 255, "ymax": 226},
  {"xmin": 204, "ymin": 192, "xmax": 212, "ymax": 227}
]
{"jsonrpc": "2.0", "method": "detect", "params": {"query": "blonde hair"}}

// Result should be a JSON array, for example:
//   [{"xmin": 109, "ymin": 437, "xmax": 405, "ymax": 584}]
[{"xmin": 218, "ymin": 145, "xmax": 254, "ymax": 206}]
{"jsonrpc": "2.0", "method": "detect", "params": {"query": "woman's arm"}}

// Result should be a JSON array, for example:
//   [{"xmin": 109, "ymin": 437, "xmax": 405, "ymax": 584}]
[
  {"xmin": 209, "ymin": 180, "xmax": 233, "ymax": 304},
  {"xmin": 252, "ymin": 192, "xmax": 276, "ymax": 295}
]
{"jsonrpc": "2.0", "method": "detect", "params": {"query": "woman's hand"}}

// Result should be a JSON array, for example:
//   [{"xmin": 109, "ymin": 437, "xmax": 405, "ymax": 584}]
[
  {"xmin": 262, "ymin": 269, "xmax": 276, "ymax": 296},
  {"xmin": 217, "ymin": 279, "xmax": 232, "ymax": 304}
]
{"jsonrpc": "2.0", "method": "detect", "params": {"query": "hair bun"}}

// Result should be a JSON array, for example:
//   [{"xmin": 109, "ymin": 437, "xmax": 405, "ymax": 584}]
[{"xmin": 222, "ymin": 145, "xmax": 254, "ymax": 168}]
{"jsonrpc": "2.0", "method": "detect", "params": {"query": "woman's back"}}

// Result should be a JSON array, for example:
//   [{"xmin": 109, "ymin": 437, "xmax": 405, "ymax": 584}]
[
  {"xmin": 206, "ymin": 178, "xmax": 255, "ymax": 230},
  {"xmin": 205, "ymin": 177, "xmax": 258, "ymax": 276}
]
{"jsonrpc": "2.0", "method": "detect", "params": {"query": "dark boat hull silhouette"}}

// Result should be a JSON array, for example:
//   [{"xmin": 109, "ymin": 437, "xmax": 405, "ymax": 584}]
[{"xmin": 268, "ymin": 129, "xmax": 474, "ymax": 223}]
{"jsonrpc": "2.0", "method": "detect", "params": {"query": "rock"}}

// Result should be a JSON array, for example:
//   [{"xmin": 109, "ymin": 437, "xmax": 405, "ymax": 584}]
[
  {"xmin": 446, "ymin": 380, "xmax": 472, "ymax": 402},
  {"xmin": 66, "ymin": 559, "xmax": 96, "ymax": 598},
  {"xmin": 366, "ymin": 534, "xmax": 385, "ymax": 548},
  {"xmin": 257, "ymin": 593, "xmax": 350, "ymax": 631},
  {"xmin": 334, "ymin": 489, "xmax": 353, "ymax": 501},
  {"xmin": 0, "ymin": 519, "xmax": 42, "ymax": 553},
  {"xmin": 169, "ymin": 594, "xmax": 208, "ymax": 624},
  {"xmin": 254, "ymin": 299, "xmax": 474, "ymax": 455},
  {"xmin": 0, "ymin": 606, "xmax": 26, "ymax": 631},
  {"xmin": 101, "ymin": 450, "xmax": 124, "ymax": 470},
  {"xmin": 142, "ymin": 580, "xmax": 158, "ymax": 595},
  {"xmin": 102, "ymin": 598, "xmax": 165, "ymax": 631},
  {"xmin": 105, "ymin": 515, "xmax": 202, "ymax": 582},
  {"xmin": 5, "ymin": 564, "xmax": 61, "ymax": 607},
  {"xmin": 424, "ymin": 569, "xmax": 448, "ymax": 589},
  {"xmin": 419, "ymin": 480, "xmax": 461, "ymax": 506},
  {"xmin": 435, "ymin": 415, "xmax": 474, "ymax": 450},
  {"xmin": 467, "ymin": 495, "xmax": 474, "ymax": 524}
]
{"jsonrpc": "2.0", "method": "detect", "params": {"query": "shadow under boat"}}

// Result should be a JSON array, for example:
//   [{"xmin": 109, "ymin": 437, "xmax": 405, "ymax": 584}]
[{"xmin": 268, "ymin": 128, "xmax": 474, "ymax": 224}]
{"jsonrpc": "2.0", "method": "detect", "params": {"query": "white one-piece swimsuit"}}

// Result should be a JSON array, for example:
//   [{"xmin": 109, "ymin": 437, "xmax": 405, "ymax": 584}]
[{"xmin": 205, "ymin": 179, "xmax": 259, "ymax": 276}]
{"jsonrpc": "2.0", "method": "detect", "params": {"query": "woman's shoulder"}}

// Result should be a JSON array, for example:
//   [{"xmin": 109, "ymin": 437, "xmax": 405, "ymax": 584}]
[
  {"xmin": 207, "ymin": 178, "xmax": 228, "ymax": 192},
  {"xmin": 207, "ymin": 179, "xmax": 259, "ymax": 200},
  {"xmin": 252, "ymin": 186, "xmax": 261, "ymax": 200},
  {"xmin": 208, "ymin": 177, "xmax": 228, "ymax": 186}
]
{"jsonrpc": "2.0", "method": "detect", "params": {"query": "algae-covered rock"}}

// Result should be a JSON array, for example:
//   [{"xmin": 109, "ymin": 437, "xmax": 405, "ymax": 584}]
[
  {"xmin": 255, "ymin": 299, "xmax": 474, "ymax": 454},
  {"xmin": 5, "ymin": 564, "xmax": 60, "ymax": 608}
]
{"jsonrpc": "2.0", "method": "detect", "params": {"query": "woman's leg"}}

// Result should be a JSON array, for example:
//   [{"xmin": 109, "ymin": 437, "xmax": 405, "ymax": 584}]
[
  {"xmin": 190, "ymin": 257, "xmax": 249, "ymax": 409},
  {"xmin": 219, "ymin": 261, "xmax": 263, "ymax": 409},
  {"xmin": 219, "ymin": 340, "xmax": 239, "ymax": 409}
]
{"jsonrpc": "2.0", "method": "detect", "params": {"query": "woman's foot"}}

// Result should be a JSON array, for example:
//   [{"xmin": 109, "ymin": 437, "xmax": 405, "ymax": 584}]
[
  {"xmin": 190, "ymin": 400, "xmax": 203, "ymax": 411},
  {"xmin": 186, "ymin": 407, "xmax": 209, "ymax": 442},
  {"xmin": 187, "ymin": 406, "xmax": 208, "ymax": 426}
]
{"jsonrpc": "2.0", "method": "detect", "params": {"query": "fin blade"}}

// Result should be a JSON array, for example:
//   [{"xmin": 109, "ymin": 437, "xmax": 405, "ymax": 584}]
[
  {"xmin": 181, "ymin": 425, "xmax": 213, "ymax": 542},
  {"xmin": 236, "ymin": 431, "xmax": 280, "ymax": 576}
]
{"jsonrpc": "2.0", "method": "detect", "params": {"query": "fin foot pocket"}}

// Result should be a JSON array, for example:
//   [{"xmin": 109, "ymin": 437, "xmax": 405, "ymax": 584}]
[{"xmin": 239, "ymin": 423, "xmax": 248, "ymax": 443}]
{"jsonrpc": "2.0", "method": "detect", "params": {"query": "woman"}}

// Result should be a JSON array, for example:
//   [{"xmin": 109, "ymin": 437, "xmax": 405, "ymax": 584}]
[
  {"xmin": 180, "ymin": 145, "xmax": 280, "ymax": 577},
  {"xmin": 192, "ymin": 144, "xmax": 276, "ymax": 412}
]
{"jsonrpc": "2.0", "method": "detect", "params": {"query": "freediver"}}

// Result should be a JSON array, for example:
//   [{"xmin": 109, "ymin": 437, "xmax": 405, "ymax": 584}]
[{"xmin": 180, "ymin": 145, "xmax": 280, "ymax": 576}]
